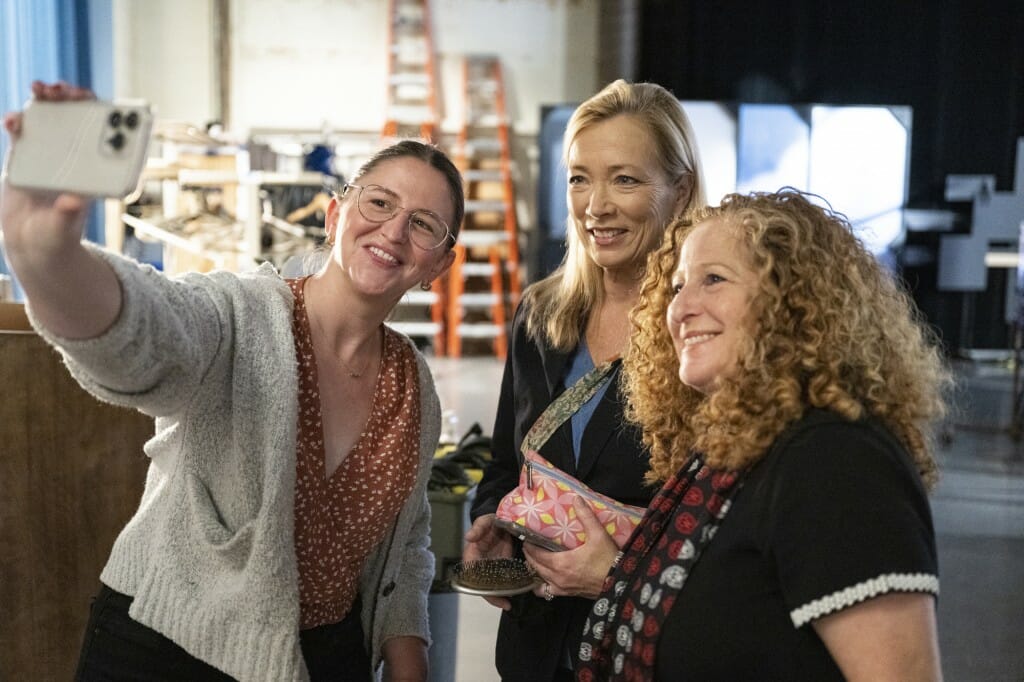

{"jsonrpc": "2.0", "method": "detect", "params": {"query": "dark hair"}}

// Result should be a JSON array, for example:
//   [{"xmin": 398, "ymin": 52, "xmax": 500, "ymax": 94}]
[{"xmin": 351, "ymin": 139, "xmax": 464, "ymax": 247}]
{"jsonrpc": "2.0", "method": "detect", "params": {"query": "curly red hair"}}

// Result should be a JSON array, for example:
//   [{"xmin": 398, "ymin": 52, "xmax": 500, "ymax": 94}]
[{"xmin": 623, "ymin": 190, "xmax": 951, "ymax": 488}]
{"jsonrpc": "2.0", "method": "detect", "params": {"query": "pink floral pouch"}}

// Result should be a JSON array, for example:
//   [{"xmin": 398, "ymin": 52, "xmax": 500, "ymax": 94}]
[{"xmin": 495, "ymin": 450, "xmax": 645, "ymax": 550}]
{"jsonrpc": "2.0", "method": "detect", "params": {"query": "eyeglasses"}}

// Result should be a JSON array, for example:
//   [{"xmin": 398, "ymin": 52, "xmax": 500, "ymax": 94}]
[{"xmin": 344, "ymin": 183, "xmax": 452, "ymax": 250}]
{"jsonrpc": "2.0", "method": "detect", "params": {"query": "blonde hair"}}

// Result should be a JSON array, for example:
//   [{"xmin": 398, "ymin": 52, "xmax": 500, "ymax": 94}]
[
  {"xmin": 524, "ymin": 80, "xmax": 707, "ymax": 350},
  {"xmin": 624, "ymin": 189, "xmax": 952, "ymax": 489}
]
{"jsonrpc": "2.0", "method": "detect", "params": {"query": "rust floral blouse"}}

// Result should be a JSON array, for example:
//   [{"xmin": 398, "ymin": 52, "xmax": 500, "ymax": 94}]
[{"xmin": 288, "ymin": 277, "xmax": 420, "ymax": 629}]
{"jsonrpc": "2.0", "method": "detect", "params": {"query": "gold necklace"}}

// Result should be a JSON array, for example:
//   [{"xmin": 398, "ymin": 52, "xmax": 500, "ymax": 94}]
[
  {"xmin": 337, "ymin": 327, "xmax": 382, "ymax": 379},
  {"xmin": 308, "ymin": 295, "xmax": 381, "ymax": 379},
  {"xmin": 336, "ymin": 346, "xmax": 371, "ymax": 379}
]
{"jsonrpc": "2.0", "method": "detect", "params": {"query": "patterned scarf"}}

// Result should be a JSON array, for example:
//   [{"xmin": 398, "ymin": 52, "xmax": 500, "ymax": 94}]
[{"xmin": 576, "ymin": 456, "xmax": 744, "ymax": 682}]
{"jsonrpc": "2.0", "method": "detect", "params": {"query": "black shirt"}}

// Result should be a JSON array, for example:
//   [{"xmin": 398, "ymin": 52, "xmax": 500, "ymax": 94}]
[{"xmin": 654, "ymin": 410, "xmax": 938, "ymax": 680}]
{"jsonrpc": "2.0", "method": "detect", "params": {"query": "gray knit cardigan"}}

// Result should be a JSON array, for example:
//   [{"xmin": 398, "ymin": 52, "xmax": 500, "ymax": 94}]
[{"xmin": 28, "ymin": 246, "xmax": 439, "ymax": 681}]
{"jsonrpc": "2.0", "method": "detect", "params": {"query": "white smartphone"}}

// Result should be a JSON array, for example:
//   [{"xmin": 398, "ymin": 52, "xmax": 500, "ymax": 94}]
[{"xmin": 5, "ymin": 98, "xmax": 153, "ymax": 198}]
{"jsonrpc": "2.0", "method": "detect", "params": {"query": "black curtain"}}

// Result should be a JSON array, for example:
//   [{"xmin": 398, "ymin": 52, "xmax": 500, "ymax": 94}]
[
  {"xmin": 639, "ymin": 0, "xmax": 1024, "ymax": 352},
  {"xmin": 640, "ymin": 0, "xmax": 1024, "ymax": 205}
]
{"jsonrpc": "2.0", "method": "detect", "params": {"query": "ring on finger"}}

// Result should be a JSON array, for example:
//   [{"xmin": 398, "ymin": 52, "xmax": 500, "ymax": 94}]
[{"xmin": 542, "ymin": 582, "xmax": 554, "ymax": 601}]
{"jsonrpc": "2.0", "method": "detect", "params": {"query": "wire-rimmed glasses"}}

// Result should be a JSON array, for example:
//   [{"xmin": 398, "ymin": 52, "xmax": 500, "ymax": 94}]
[{"xmin": 344, "ymin": 183, "xmax": 452, "ymax": 250}]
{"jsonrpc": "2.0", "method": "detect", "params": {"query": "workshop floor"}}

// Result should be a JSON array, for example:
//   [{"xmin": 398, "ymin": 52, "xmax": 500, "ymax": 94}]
[{"xmin": 427, "ymin": 356, "xmax": 1024, "ymax": 682}]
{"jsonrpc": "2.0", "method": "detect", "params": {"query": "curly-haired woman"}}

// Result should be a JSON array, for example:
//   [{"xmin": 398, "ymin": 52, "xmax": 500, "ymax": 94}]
[{"xmin": 575, "ymin": 189, "xmax": 950, "ymax": 681}]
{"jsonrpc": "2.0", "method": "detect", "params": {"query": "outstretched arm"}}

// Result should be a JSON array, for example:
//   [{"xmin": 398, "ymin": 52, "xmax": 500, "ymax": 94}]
[{"xmin": 1, "ymin": 81, "xmax": 122, "ymax": 339}]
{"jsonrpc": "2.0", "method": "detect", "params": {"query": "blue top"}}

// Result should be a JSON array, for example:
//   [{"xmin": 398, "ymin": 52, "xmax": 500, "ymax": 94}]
[{"xmin": 564, "ymin": 339, "xmax": 614, "ymax": 464}]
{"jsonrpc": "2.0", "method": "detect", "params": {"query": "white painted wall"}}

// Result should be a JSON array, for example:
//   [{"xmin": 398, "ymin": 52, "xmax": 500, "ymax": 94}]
[
  {"xmin": 432, "ymin": 0, "xmax": 600, "ymax": 134},
  {"xmin": 113, "ymin": 0, "xmax": 217, "ymax": 125},
  {"xmin": 113, "ymin": 0, "xmax": 600, "ymax": 136}
]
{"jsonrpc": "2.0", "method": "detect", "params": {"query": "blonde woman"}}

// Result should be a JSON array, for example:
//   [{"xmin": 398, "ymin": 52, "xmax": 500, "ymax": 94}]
[
  {"xmin": 463, "ymin": 80, "xmax": 706, "ymax": 682},
  {"xmin": 578, "ymin": 189, "xmax": 949, "ymax": 681}
]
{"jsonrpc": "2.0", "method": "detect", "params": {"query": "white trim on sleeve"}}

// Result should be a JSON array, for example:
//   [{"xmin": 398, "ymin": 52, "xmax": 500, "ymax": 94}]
[{"xmin": 790, "ymin": 573, "xmax": 939, "ymax": 627}]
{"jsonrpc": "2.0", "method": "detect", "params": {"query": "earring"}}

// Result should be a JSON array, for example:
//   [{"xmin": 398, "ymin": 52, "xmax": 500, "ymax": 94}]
[{"xmin": 420, "ymin": 281, "xmax": 432, "ymax": 291}]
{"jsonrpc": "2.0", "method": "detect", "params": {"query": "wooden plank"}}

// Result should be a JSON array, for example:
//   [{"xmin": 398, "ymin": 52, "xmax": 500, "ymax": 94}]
[
  {"xmin": 0, "ymin": 331, "xmax": 151, "ymax": 678},
  {"xmin": 0, "ymin": 302, "xmax": 30, "ymax": 331}
]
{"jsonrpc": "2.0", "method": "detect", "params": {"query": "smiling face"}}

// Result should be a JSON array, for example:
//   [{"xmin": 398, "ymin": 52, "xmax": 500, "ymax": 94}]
[
  {"xmin": 326, "ymin": 156, "xmax": 455, "ymax": 301},
  {"xmin": 666, "ymin": 218, "xmax": 760, "ymax": 394},
  {"xmin": 567, "ymin": 115, "xmax": 684, "ymax": 276}
]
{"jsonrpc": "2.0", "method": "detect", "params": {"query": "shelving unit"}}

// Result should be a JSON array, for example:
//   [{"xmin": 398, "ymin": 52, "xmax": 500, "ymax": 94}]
[{"xmin": 105, "ymin": 134, "xmax": 331, "ymax": 276}]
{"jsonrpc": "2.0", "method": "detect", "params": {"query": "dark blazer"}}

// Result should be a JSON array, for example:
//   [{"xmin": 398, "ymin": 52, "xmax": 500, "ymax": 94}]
[{"xmin": 471, "ymin": 300, "xmax": 655, "ymax": 682}]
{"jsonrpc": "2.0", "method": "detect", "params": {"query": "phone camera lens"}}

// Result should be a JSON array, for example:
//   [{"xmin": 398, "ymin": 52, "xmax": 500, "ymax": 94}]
[
  {"xmin": 125, "ymin": 112, "xmax": 139, "ymax": 129},
  {"xmin": 108, "ymin": 132, "xmax": 126, "ymax": 150},
  {"xmin": 108, "ymin": 111, "xmax": 123, "ymax": 128}
]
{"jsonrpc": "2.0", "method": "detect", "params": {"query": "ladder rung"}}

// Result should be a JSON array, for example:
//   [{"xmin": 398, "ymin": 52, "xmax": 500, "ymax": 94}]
[
  {"xmin": 394, "ymin": 88, "xmax": 430, "ymax": 103},
  {"xmin": 400, "ymin": 290, "xmax": 440, "ymax": 305},
  {"xmin": 466, "ymin": 139, "xmax": 503, "ymax": 154},
  {"xmin": 467, "ymin": 114, "xmax": 503, "ymax": 128},
  {"xmin": 466, "ymin": 64, "xmax": 499, "ymax": 79},
  {"xmin": 390, "ymin": 73, "xmax": 430, "ymax": 86},
  {"xmin": 387, "ymin": 321, "xmax": 442, "ymax": 337},
  {"xmin": 458, "ymin": 230, "xmax": 509, "ymax": 247},
  {"xmin": 387, "ymin": 105, "xmax": 434, "ymax": 122},
  {"xmin": 468, "ymin": 80, "xmax": 499, "ymax": 94},
  {"xmin": 392, "ymin": 38, "xmax": 427, "ymax": 51},
  {"xmin": 456, "ymin": 323, "xmax": 505, "ymax": 338},
  {"xmin": 395, "ymin": 56, "xmax": 429, "ymax": 68},
  {"xmin": 459, "ymin": 262, "xmax": 497, "ymax": 277},
  {"xmin": 465, "ymin": 199, "xmax": 507, "ymax": 213},
  {"xmin": 462, "ymin": 169, "xmax": 503, "ymax": 182},
  {"xmin": 394, "ymin": 7, "xmax": 425, "ymax": 25},
  {"xmin": 384, "ymin": 124, "xmax": 436, "ymax": 137},
  {"xmin": 393, "ymin": 98, "xmax": 431, "ymax": 110},
  {"xmin": 459, "ymin": 292, "xmax": 501, "ymax": 306}
]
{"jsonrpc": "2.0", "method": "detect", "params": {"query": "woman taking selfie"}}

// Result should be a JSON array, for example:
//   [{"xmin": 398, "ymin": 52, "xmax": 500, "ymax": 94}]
[{"xmin": 2, "ymin": 81, "xmax": 461, "ymax": 681}]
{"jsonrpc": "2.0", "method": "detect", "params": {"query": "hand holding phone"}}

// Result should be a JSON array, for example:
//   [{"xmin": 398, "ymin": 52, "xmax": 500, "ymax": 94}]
[
  {"xmin": 493, "ymin": 516, "xmax": 568, "ymax": 552},
  {"xmin": 4, "ymin": 98, "xmax": 153, "ymax": 199}
]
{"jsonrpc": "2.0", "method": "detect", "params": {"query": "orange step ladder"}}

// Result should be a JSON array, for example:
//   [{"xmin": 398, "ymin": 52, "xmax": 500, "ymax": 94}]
[
  {"xmin": 447, "ymin": 55, "xmax": 521, "ymax": 358},
  {"xmin": 382, "ymin": 0, "xmax": 439, "ymax": 143},
  {"xmin": 381, "ymin": 0, "xmax": 446, "ymax": 353}
]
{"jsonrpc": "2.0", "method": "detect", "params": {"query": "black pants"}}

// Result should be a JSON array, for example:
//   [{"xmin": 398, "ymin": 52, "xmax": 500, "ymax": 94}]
[{"xmin": 75, "ymin": 584, "xmax": 371, "ymax": 681}]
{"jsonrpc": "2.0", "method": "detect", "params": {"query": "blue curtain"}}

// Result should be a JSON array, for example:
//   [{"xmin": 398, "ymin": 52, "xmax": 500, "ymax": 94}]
[{"xmin": 0, "ymin": 0, "xmax": 112, "ymax": 296}]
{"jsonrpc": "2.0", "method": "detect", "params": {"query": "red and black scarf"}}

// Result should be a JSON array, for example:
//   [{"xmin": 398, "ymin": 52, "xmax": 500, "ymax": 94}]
[{"xmin": 576, "ymin": 456, "xmax": 744, "ymax": 682}]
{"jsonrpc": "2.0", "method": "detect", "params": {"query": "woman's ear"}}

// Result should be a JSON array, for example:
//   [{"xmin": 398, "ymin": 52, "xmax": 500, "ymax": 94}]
[
  {"xmin": 429, "ymin": 248, "xmax": 457, "ymax": 283},
  {"xmin": 324, "ymin": 194, "xmax": 342, "ymax": 244},
  {"xmin": 673, "ymin": 173, "xmax": 694, "ymax": 216}
]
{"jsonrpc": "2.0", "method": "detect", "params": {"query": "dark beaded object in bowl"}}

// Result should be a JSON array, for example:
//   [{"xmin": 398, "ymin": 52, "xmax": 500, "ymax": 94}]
[{"xmin": 451, "ymin": 558, "xmax": 539, "ymax": 593}]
